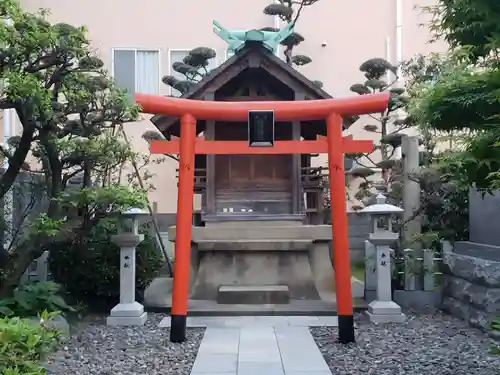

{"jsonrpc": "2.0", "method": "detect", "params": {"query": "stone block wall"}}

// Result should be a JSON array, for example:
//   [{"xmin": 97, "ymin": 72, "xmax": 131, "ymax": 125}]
[
  {"xmin": 441, "ymin": 249, "xmax": 500, "ymax": 334},
  {"xmin": 347, "ymin": 213, "xmax": 371, "ymax": 263},
  {"xmin": 469, "ymin": 188, "xmax": 500, "ymax": 246}
]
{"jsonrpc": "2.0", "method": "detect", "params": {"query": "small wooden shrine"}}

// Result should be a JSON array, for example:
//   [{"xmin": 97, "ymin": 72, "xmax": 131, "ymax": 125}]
[{"xmin": 152, "ymin": 41, "xmax": 356, "ymax": 224}]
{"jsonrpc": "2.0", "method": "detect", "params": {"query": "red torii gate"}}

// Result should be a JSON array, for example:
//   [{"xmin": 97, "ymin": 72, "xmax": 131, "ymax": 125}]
[{"xmin": 135, "ymin": 91, "xmax": 390, "ymax": 344}]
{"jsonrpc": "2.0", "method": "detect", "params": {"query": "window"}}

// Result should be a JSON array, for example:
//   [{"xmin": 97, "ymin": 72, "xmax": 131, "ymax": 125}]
[
  {"xmin": 112, "ymin": 49, "xmax": 160, "ymax": 95},
  {"xmin": 169, "ymin": 49, "xmax": 218, "ymax": 97}
]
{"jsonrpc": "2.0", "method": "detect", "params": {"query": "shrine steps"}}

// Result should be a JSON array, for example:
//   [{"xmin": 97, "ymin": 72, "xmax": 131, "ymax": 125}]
[
  {"xmin": 217, "ymin": 284, "xmax": 291, "ymax": 304},
  {"xmin": 197, "ymin": 239, "xmax": 312, "ymax": 252}
]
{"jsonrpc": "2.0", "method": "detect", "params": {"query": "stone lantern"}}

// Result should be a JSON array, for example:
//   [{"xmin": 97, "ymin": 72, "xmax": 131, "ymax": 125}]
[
  {"xmin": 360, "ymin": 194, "xmax": 406, "ymax": 323},
  {"xmin": 106, "ymin": 207, "xmax": 148, "ymax": 326}
]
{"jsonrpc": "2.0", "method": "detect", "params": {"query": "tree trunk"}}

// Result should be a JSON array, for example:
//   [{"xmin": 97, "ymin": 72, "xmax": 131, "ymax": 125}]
[
  {"xmin": 0, "ymin": 126, "xmax": 35, "ymax": 269},
  {"xmin": 43, "ymin": 139, "xmax": 63, "ymax": 218},
  {"xmin": 82, "ymin": 161, "xmax": 92, "ymax": 231},
  {"xmin": 0, "ymin": 126, "xmax": 33, "ymax": 199},
  {"xmin": 0, "ymin": 139, "xmax": 63, "ymax": 298},
  {"xmin": 0, "ymin": 237, "xmax": 43, "ymax": 298}
]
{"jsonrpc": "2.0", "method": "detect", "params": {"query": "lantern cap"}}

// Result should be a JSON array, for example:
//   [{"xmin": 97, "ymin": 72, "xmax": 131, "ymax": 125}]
[{"xmin": 360, "ymin": 194, "xmax": 404, "ymax": 215}]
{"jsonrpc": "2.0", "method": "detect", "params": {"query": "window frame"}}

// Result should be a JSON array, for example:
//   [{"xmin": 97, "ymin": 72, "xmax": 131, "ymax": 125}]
[{"xmin": 111, "ymin": 47, "xmax": 162, "ymax": 95}]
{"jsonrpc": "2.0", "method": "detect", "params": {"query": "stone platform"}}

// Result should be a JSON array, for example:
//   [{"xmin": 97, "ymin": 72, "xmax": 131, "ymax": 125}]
[
  {"xmin": 153, "ymin": 221, "xmax": 367, "ymax": 315},
  {"xmin": 167, "ymin": 222, "xmax": 342, "ymax": 301},
  {"xmin": 144, "ymin": 277, "xmax": 367, "ymax": 316}
]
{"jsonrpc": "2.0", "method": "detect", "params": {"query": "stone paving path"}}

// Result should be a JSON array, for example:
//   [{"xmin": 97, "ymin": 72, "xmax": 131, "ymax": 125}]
[{"xmin": 159, "ymin": 316, "xmax": 337, "ymax": 375}]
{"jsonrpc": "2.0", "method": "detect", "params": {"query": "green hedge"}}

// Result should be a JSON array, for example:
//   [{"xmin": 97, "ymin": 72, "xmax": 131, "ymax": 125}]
[{"xmin": 47, "ymin": 218, "xmax": 163, "ymax": 310}]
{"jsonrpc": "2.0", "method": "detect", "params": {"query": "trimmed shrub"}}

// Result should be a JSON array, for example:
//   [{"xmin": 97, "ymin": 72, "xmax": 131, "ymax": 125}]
[{"xmin": 47, "ymin": 218, "xmax": 163, "ymax": 310}]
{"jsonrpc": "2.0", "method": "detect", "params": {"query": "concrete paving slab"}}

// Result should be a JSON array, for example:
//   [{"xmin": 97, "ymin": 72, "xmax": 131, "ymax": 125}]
[
  {"xmin": 315, "ymin": 316, "xmax": 339, "ymax": 326},
  {"xmin": 238, "ymin": 350, "xmax": 282, "ymax": 363},
  {"xmin": 190, "ymin": 353, "xmax": 237, "ymax": 374},
  {"xmin": 274, "ymin": 326, "xmax": 314, "ymax": 339},
  {"xmin": 197, "ymin": 340, "xmax": 239, "ymax": 355},
  {"xmin": 201, "ymin": 328, "xmax": 239, "ymax": 343},
  {"xmin": 285, "ymin": 372, "xmax": 332, "ymax": 375},
  {"xmin": 253, "ymin": 316, "xmax": 293, "ymax": 326},
  {"xmin": 276, "ymin": 327, "xmax": 331, "ymax": 373},
  {"xmin": 239, "ymin": 326, "xmax": 276, "ymax": 337},
  {"xmin": 287, "ymin": 316, "xmax": 321, "ymax": 326},
  {"xmin": 238, "ymin": 362, "xmax": 285, "ymax": 375},
  {"xmin": 222, "ymin": 316, "xmax": 257, "ymax": 327}
]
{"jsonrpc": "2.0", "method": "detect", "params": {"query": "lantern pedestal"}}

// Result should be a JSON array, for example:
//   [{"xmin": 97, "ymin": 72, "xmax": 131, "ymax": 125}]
[
  {"xmin": 107, "ymin": 302, "xmax": 147, "ymax": 326},
  {"xmin": 366, "ymin": 301, "xmax": 406, "ymax": 323},
  {"xmin": 366, "ymin": 300, "xmax": 406, "ymax": 323},
  {"xmin": 107, "ymin": 233, "xmax": 148, "ymax": 326},
  {"xmin": 366, "ymin": 239, "xmax": 406, "ymax": 323}
]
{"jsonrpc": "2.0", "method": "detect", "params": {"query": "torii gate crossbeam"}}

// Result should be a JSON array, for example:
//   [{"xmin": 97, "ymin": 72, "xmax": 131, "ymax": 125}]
[
  {"xmin": 135, "ymin": 92, "xmax": 390, "ymax": 345},
  {"xmin": 150, "ymin": 135, "xmax": 373, "ymax": 155}
]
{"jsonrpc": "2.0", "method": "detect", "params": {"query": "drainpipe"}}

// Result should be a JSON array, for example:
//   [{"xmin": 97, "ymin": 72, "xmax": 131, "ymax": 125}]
[
  {"xmin": 395, "ymin": 0, "xmax": 402, "ymax": 81},
  {"xmin": 385, "ymin": 37, "xmax": 392, "ymax": 85},
  {"xmin": 394, "ymin": 0, "xmax": 404, "ymax": 158}
]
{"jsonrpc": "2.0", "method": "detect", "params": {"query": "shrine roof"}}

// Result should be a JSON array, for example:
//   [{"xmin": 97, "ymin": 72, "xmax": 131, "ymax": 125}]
[{"xmin": 150, "ymin": 43, "xmax": 357, "ymax": 138}]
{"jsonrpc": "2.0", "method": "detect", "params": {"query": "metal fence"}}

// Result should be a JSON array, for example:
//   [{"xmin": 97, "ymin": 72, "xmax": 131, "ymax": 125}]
[{"xmin": 364, "ymin": 240, "xmax": 443, "ymax": 292}]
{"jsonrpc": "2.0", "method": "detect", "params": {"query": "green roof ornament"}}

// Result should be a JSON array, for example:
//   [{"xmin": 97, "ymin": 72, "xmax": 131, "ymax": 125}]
[{"xmin": 213, "ymin": 20, "xmax": 295, "ymax": 54}]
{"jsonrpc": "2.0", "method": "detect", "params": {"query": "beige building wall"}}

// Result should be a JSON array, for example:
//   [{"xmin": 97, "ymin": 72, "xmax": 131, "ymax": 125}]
[{"xmin": 3, "ymin": 0, "xmax": 447, "ymax": 213}]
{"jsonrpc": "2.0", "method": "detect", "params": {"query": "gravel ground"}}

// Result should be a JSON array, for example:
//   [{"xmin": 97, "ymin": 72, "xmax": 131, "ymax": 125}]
[
  {"xmin": 311, "ymin": 312, "xmax": 500, "ymax": 375},
  {"xmin": 44, "ymin": 313, "xmax": 205, "ymax": 375}
]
